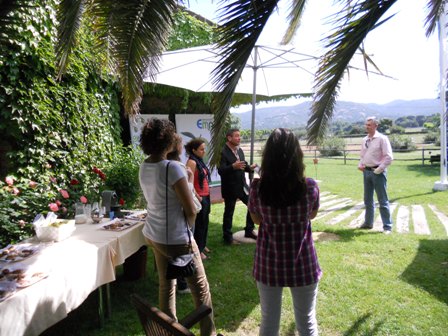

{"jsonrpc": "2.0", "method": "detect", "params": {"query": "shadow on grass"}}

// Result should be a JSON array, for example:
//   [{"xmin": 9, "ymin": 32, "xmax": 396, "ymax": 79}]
[
  {"xmin": 343, "ymin": 313, "xmax": 384, "ymax": 336},
  {"xmin": 390, "ymin": 190, "xmax": 435, "ymax": 203},
  {"xmin": 400, "ymin": 239, "xmax": 448, "ymax": 306},
  {"xmin": 405, "ymin": 164, "xmax": 440, "ymax": 177}
]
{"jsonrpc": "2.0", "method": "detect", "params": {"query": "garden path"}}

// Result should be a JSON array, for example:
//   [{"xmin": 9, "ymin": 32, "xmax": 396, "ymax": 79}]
[{"xmin": 317, "ymin": 191, "xmax": 448, "ymax": 235}]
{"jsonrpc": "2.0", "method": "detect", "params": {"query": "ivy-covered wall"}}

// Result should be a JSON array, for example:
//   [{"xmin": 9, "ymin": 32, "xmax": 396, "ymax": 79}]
[{"xmin": 0, "ymin": 1, "xmax": 122, "ymax": 181}]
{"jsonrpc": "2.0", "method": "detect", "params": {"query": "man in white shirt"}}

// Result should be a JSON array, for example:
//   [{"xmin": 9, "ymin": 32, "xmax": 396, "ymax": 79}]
[{"xmin": 358, "ymin": 117, "xmax": 394, "ymax": 234}]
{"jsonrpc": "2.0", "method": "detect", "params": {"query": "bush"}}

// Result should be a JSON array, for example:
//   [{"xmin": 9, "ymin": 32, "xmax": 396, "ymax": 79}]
[
  {"xmin": 389, "ymin": 125, "xmax": 405, "ymax": 134},
  {"xmin": 389, "ymin": 134, "xmax": 417, "ymax": 152},
  {"xmin": 423, "ymin": 132, "xmax": 440, "ymax": 144},
  {"xmin": 319, "ymin": 136, "xmax": 346, "ymax": 156},
  {"xmin": 102, "ymin": 146, "xmax": 145, "ymax": 209}
]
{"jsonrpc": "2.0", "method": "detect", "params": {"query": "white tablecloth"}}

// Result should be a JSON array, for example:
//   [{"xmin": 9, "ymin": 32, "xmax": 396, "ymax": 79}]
[{"xmin": 0, "ymin": 221, "xmax": 146, "ymax": 336}]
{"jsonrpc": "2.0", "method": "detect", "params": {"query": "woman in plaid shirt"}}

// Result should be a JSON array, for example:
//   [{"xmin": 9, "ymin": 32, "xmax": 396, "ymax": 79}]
[{"xmin": 248, "ymin": 128, "xmax": 322, "ymax": 336}]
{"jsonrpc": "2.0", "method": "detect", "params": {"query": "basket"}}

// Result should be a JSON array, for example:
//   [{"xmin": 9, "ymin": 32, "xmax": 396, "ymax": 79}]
[{"xmin": 35, "ymin": 220, "xmax": 76, "ymax": 242}]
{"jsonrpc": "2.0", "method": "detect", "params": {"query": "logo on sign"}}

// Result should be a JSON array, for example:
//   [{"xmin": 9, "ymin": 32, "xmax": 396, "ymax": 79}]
[{"xmin": 197, "ymin": 119, "xmax": 213, "ymax": 131}]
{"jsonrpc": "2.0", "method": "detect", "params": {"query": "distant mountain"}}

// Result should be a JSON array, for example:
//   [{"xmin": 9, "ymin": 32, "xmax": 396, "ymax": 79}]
[{"xmin": 234, "ymin": 99, "xmax": 440, "ymax": 130}]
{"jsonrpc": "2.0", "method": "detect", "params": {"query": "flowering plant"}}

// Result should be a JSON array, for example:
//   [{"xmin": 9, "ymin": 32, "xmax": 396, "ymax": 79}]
[{"xmin": 48, "ymin": 166, "xmax": 107, "ymax": 218}]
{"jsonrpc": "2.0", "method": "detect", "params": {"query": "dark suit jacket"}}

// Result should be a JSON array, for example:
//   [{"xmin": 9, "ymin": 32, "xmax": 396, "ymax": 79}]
[{"xmin": 218, "ymin": 144, "xmax": 251, "ymax": 199}]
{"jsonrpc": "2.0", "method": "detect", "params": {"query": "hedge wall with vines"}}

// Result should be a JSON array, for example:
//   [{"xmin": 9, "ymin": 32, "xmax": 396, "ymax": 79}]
[{"xmin": 0, "ymin": 1, "xmax": 122, "ymax": 245}]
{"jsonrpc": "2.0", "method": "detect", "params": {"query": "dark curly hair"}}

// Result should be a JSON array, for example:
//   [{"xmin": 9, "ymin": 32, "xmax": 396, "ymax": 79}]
[
  {"xmin": 259, "ymin": 128, "xmax": 306, "ymax": 207},
  {"xmin": 184, "ymin": 138, "xmax": 205, "ymax": 156},
  {"xmin": 139, "ymin": 118, "xmax": 176, "ymax": 156}
]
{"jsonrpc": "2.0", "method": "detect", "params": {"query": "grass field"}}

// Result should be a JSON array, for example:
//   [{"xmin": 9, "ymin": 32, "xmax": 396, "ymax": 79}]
[{"xmin": 42, "ymin": 159, "xmax": 448, "ymax": 336}]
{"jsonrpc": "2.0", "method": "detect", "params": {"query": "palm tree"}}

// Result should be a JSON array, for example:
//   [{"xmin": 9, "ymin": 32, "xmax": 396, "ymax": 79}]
[
  {"xmin": 1, "ymin": 0, "xmax": 445, "ymax": 163},
  {"xmin": 208, "ymin": 0, "xmax": 445, "ymax": 165}
]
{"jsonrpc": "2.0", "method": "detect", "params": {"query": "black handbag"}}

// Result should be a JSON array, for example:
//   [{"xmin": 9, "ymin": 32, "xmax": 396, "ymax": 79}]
[{"xmin": 165, "ymin": 161, "xmax": 196, "ymax": 280}]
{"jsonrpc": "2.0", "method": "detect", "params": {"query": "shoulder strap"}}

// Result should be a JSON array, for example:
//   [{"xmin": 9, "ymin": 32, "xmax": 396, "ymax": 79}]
[{"xmin": 165, "ymin": 161, "xmax": 171, "ymax": 245}]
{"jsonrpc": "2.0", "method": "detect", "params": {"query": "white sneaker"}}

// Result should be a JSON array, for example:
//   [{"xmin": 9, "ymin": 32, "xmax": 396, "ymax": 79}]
[
  {"xmin": 383, "ymin": 230, "xmax": 392, "ymax": 235},
  {"xmin": 177, "ymin": 287, "xmax": 191, "ymax": 294}
]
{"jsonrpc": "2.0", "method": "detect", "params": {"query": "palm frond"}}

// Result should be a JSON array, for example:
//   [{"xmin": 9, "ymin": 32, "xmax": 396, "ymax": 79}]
[
  {"xmin": 281, "ymin": 0, "xmax": 307, "ymax": 44},
  {"xmin": 209, "ymin": 0, "xmax": 280, "ymax": 167},
  {"xmin": 55, "ymin": 0, "xmax": 86, "ymax": 80},
  {"xmin": 307, "ymin": 0, "xmax": 397, "ymax": 145},
  {"xmin": 424, "ymin": 0, "xmax": 446, "ymax": 36},
  {"xmin": 103, "ymin": 0, "xmax": 178, "ymax": 115}
]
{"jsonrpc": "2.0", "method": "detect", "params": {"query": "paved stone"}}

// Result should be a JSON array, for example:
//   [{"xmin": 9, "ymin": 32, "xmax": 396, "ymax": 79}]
[
  {"xmin": 315, "ymin": 199, "xmax": 352, "ymax": 220},
  {"xmin": 372, "ymin": 203, "xmax": 397, "ymax": 231},
  {"xmin": 319, "ymin": 194, "xmax": 338, "ymax": 202},
  {"xmin": 396, "ymin": 206, "xmax": 410, "ymax": 233},
  {"xmin": 412, "ymin": 205, "xmax": 431, "ymax": 235},
  {"xmin": 319, "ymin": 197, "xmax": 350, "ymax": 210},
  {"xmin": 428, "ymin": 204, "xmax": 448, "ymax": 235},
  {"xmin": 329, "ymin": 202, "xmax": 364, "ymax": 225}
]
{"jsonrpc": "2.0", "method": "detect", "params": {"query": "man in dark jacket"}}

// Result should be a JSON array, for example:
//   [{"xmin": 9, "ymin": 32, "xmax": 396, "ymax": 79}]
[{"xmin": 218, "ymin": 128, "xmax": 257, "ymax": 245}]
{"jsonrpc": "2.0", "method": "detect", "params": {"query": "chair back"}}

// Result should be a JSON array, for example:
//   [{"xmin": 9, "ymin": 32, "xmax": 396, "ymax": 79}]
[{"xmin": 130, "ymin": 294, "xmax": 195, "ymax": 336}]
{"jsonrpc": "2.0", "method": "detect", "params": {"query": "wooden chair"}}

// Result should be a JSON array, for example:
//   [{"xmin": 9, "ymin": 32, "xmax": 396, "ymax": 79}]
[{"xmin": 130, "ymin": 294, "xmax": 212, "ymax": 336}]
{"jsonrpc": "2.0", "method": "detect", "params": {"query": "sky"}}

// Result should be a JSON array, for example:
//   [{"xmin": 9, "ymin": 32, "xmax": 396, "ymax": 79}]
[{"xmin": 187, "ymin": 0, "xmax": 441, "ymax": 111}]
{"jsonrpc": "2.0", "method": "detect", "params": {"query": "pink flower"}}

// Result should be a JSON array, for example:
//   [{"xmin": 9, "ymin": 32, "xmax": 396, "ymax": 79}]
[
  {"xmin": 18, "ymin": 220, "xmax": 26, "ymax": 229},
  {"xmin": 29, "ymin": 181, "xmax": 38, "ymax": 189},
  {"xmin": 59, "ymin": 189, "xmax": 70, "ymax": 199},
  {"xmin": 56, "ymin": 200, "xmax": 62, "ymax": 207},
  {"xmin": 50, "ymin": 177, "xmax": 57, "ymax": 183},
  {"xmin": 61, "ymin": 207, "xmax": 67, "ymax": 214},
  {"xmin": 5, "ymin": 176, "xmax": 14, "ymax": 186},
  {"xmin": 80, "ymin": 196, "xmax": 88, "ymax": 204},
  {"xmin": 12, "ymin": 187, "xmax": 20, "ymax": 195},
  {"xmin": 49, "ymin": 203, "xmax": 59, "ymax": 212}
]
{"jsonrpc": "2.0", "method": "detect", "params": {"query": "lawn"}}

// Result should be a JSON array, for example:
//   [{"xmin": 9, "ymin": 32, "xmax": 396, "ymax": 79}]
[{"xmin": 42, "ymin": 159, "xmax": 448, "ymax": 335}]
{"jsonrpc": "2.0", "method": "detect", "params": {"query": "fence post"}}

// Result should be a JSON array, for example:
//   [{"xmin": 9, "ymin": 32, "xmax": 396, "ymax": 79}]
[
  {"xmin": 422, "ymin": 147, "xmax": 425, "ymax": 165},
  {"xmin": 343, "ymin": 150, "xmax": 347, "ymax": 165}
]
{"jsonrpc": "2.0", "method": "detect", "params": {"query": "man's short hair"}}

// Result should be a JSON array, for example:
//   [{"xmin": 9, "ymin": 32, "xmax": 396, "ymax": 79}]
[
  {"xmin": 226, "ymin": 128, "xmax": 239, "ymax": 137},
  {"xmin": 366, "ymin": 116, "xmax": 379, "ymax": 125}
]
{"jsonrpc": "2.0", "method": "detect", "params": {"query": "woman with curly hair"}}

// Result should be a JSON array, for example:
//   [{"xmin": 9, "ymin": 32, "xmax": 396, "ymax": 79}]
[
  {"xmin": 139, "ymin": 118, "xmax": 216, "ymax": 336},
  {"xmin": 185, "ymin": 138, "xmax": 212, "ymax": 260},
  {"xmin": 248, "ymin": 128, "xmax": 322, "ymax": 336}
]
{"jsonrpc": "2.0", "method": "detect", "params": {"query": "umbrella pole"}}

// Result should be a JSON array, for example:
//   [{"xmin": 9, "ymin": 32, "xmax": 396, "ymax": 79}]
[
  {"xmin": 250, "ymin": 46, "xmax": 258, "ymax": 169},
  {"xmin": 434, "ymin": 8, "xmax": 448, "ymax": 191}
]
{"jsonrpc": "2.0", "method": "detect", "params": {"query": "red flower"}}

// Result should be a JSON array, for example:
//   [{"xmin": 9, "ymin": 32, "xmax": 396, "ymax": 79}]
[
  {"xmin": 93, "ymin": 166, "xmax": 99, "ymax": 174},
  {"xmin": 98, "ymin": 172, "xmax": 106, "ymax": 181},
  {"xmin": 119, "ymin": 198, "xmax": 125, "ymax": 206},
  {"xmin": 70, "ymin": 179, "xmax": 80, "ymax": 185}
]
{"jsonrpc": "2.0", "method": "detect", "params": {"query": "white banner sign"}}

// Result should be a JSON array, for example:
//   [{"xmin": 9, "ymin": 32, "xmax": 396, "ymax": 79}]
[
  {"xmin": 129, "ymin": 114, "xmax": 169, "ymax": 147},
  {"xmin": 175, "ymin": 114, "xmax": 220, "ymax": 184}
]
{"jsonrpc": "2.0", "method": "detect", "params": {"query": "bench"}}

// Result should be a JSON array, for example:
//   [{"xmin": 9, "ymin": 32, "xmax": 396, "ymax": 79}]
[{"xmin": 430, "ymin": 154, "xmax": 441, "ymax": 164}]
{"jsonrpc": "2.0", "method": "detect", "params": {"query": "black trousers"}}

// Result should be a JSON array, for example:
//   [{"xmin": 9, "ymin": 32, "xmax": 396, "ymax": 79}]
[
  {"xmin": 222, "ymin": 192, "xmax": 254, "ymax": 243},
  {"xmin": 193, "ymin": 195, "xmax": 210, "ymax": 252}
]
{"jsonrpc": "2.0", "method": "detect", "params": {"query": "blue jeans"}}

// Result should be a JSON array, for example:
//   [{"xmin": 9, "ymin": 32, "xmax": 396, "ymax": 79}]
[
  {"xmin": 257, "ymin": 281, "xmax": 319, "ymax": 336},
  {"xmin": 363, "ymin": 169, "xmax": 392, "ymax": 231}
]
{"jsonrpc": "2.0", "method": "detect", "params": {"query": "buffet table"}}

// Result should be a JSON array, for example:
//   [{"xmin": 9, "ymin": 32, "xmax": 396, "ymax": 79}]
[{"xmin": 0, "ymin": 220, "xmax": 146, "ymax": 336}]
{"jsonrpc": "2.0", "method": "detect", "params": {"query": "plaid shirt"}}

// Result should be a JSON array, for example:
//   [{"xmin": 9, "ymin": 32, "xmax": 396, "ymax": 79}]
[{"xmin": 248, "ymin": 178, "xmax": 322, "ymax": 287}]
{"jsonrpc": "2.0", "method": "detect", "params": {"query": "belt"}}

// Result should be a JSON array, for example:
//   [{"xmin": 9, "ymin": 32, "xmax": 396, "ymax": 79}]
[{"xmin": 364, "ymin": 166, "xmax": 379, "ymax": 171}]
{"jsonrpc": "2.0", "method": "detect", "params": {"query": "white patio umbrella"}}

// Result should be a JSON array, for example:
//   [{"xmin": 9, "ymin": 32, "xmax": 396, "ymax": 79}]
[{"xmin": 143, "ymin": 44, "xmax": 318, "ymax": 163}]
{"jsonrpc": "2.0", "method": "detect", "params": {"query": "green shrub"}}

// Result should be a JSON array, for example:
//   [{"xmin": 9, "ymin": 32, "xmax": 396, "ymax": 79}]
[
  {"xmin": 423, "ymin": 132, "xmax": 440, "ymax": 144},
  {"xmin": 319, "ymin": 136, "xmax": 346, "ymax": 156},
  {"xmin": 389, "ymin": 134, "xmax": 417, "ymax": 151},
  {"xmin": 103, "ymin": 146, "xmax": 145, "ymax": 209}
]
